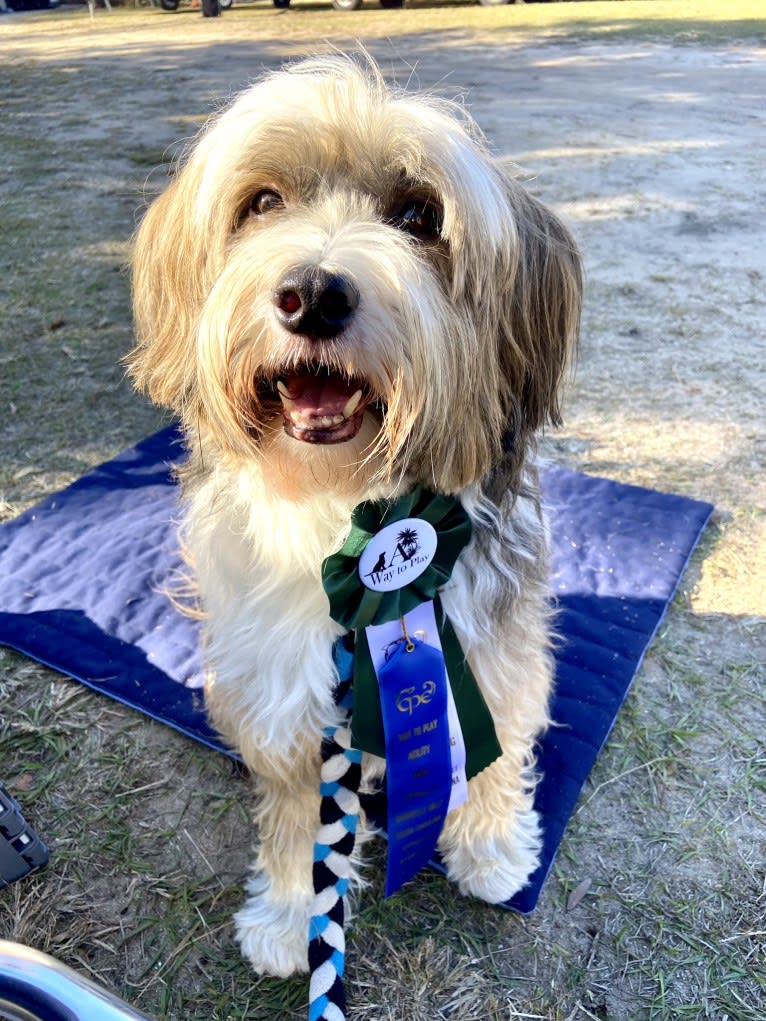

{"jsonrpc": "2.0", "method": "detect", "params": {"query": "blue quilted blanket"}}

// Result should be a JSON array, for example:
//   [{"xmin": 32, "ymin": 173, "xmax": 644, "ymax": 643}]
[{"xmin": 0, "ymin": 427, "xmax": 713, "ymax": 912}]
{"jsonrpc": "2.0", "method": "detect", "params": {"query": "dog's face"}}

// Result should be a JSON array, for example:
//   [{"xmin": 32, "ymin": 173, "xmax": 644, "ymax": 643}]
[{"xmin": 130, "ymin": 55, "xmax": 580, "ymax": 495}]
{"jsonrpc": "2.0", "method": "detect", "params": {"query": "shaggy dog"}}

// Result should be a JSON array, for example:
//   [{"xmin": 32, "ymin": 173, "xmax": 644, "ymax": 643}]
[{"xmin": 129, "ymin": 54, "xmax": 581, "ymax": 978}]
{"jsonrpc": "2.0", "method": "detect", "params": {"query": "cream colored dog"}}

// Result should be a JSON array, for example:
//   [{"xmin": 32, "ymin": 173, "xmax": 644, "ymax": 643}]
[{"xmin": 129, "ymin": 54, "xmax": 581, "ymax": 978}]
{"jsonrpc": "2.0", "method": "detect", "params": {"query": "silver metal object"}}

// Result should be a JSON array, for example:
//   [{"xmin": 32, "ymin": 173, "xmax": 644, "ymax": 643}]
[{"xmin": 0, "ymin": 941, "xmax": 155, "ymax": 1021}]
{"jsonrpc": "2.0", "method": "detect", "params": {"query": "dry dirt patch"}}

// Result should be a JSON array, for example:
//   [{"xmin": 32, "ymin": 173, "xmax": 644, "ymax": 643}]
[{"xmin": 1, "ymin": 8, "xmax": 764, "ymax": 1021}]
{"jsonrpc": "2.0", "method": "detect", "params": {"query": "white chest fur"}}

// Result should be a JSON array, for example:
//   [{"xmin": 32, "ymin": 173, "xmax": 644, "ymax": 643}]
[{"xmin": 184, "ymin": 467, "xmax": 358, "ymax": 755}]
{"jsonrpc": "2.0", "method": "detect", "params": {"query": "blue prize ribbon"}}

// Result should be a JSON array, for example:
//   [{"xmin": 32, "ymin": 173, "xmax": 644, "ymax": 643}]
[{"xmin": 376, "ymin": 637, "xmax": 453, "ymax": 897}]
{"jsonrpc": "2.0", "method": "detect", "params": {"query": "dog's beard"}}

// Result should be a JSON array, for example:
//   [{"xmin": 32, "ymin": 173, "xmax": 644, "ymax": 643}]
[{"xmin": 191, "ymin": 207, "xmax": 490, "ymax": 491}]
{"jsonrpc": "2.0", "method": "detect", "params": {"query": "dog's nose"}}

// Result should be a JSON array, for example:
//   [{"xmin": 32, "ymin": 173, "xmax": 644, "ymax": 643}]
[{"xmin": 273, "ymin": 268, "xmax": 359, "ymax": 338}]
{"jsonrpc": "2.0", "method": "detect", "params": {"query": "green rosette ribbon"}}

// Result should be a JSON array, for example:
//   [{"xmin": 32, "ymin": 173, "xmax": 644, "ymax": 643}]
[{"xmin": 322, "ymin": 487, "xmax": 502, "ymax": 780}]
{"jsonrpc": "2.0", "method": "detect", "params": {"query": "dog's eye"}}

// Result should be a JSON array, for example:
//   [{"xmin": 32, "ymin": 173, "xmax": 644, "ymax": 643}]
[
  {"xmin": 392, "ymin": 199, "xmax": 443, "ymax": 240},
  {"xmin": 250, "ymin": 190, "xmax": 285, "ymax": 216}
]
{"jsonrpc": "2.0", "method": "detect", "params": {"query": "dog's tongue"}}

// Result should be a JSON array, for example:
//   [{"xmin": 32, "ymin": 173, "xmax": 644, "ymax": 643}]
[
  {"xmin": 280, "ymin": 371, "xmax": 361, "ymax": 417},
  {"xmin": 276, "ymin": 370, "xmax": 366, "ymax": 443}
]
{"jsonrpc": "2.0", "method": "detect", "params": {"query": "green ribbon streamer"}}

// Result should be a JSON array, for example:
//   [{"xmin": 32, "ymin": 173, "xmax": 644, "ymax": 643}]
[{"xmin": 322, "ymin": 487, "xmax": 502, "ymax": 780}]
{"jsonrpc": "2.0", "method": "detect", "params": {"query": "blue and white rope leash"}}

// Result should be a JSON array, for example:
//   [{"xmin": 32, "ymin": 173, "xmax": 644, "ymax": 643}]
[{"xmin": 308, "ymin": 681, "xmax": 362, "ymax": 1021}]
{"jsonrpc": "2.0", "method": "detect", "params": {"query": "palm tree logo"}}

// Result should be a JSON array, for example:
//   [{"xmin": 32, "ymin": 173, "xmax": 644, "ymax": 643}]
[{"xmin": 393, "ymin": 527, "xmax": 420, "ymax": 564}]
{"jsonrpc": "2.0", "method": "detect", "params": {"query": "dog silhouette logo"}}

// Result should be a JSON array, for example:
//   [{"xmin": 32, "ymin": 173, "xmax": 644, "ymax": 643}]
[{"xmin": 369, "ymin": 550, "xmax": 388, "ymax": 575}]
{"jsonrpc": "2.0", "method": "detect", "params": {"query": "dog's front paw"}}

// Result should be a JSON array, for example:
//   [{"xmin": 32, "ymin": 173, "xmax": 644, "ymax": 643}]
[
  {"xmin": 234, "ymin": 871, "xmax": 311, "ymax": 977},
  {"xmin": 441, "ymin": 806, "xmax": 543, "ymax": 905}
]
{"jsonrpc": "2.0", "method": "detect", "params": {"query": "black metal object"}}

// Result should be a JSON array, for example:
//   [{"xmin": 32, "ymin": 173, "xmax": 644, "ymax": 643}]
[{"xmin": 0, "ymin": 783, "xmax": 49, "ymax": 888}]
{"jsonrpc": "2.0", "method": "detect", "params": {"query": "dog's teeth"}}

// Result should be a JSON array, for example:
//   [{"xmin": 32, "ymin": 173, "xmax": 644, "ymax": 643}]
[
  {"xmin": 342, "ymin": 389, "xmax": 363, "ymax": 419},
  {"xmin": 276, "ymin": 381, "xmax": 295, "ymax": 407},
  {"xmin": 288, "ymin": 412, "xmax": 347, "ymax": 430}
]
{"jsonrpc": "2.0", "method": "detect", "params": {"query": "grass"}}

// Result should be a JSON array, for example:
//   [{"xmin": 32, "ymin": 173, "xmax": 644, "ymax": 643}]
[{"xmin": 1, "ymin": 4, "xmax": 765, "ymax": 1020}]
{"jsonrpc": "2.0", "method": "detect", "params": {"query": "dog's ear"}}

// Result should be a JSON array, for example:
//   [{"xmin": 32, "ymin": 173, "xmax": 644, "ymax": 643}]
[
  {"xmin": 128, "ymin": 170, "xmax": 210, "ymax": 412},
  {"xmin": 494, "ymin": 162, "xmax": 582, "ymax": 472}
]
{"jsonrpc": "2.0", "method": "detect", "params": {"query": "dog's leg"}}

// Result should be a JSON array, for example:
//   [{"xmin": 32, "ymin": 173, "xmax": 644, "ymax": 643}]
[
  {"xmin": 437, "ymin": 734, "xmax": 543, "ymax": 904},
  {"xmin": 436, "ymin": 594, "xmax": 551, "ymax": 904},
  {"xmin": 234, "ymin": 754, "xmax": 321, "ymax": 977},
  {"xmin": 234, "ymin": 736, "xmax": 365, "ymax": 978}
]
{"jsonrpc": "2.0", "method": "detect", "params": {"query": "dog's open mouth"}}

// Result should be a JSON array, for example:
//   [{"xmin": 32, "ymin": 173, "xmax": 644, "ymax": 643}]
[{"xmin": 273, "ymin": 366, "xmax": 373, "ymax": 444}]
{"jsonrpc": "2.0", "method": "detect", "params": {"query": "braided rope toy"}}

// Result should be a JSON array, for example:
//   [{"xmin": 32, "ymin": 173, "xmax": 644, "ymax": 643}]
[{"xmin": 308, "ymin": 685, "xmax": 362, "ymax": 1021}]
